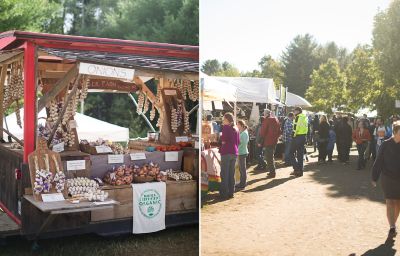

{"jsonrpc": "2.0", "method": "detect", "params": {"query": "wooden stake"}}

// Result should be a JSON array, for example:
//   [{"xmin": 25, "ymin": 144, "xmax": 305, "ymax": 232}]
[
  {"xmin": 1, "ymin": 127, "xmax": 23, "ymax": 146},
  {"xmin": 37, "ymin": 64, "xmax": 78, "ymax": 112}
]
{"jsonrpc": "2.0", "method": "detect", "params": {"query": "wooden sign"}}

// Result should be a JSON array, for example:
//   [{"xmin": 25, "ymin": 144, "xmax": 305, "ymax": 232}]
[
  {"xmin": 79, "ymin": 62, "xmax": 135, "ymax": 81},
  {"xmin": 89, "ymin": 79, "xmax": 139, "ymax": 92},
  {"xmin": 42, "ymin": 78, "xmax": 139, "ymax": 93}
]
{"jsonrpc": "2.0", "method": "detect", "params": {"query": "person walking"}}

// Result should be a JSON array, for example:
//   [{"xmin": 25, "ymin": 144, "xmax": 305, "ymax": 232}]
[
  {"xmin": 254, "ymin": 117, "xmax": 267, "ymax": 171},
  {"xmin": 352, "ymin": 121, "xmax": 371, "ymax": 170},
  {"xmin": 289, "ymin": 107, "xmax": 308, "ymax": 177},
  {"xmin": 259, "ymin": 109, "xmax": 281, "ymax": 178},
  {"xmin": 282, "ymin": 112, "xmax": 295, "ymax": 166},
  {"xmin": 312, "ymin": 115, "xmax": 320, "ymax": 152},
  {"xmin": 219, "ymin": 112, "xmax": 240, "ymax": 199},
  {"xmin": 372, "ymin": 121, "xmax": 400, "ymax": 238},
  {"xmin": 327, "ymin": 121, "xmax": 336, "ymax": 163},
  {"xmin": 374, "ymin": 117, "xmax": 390, "ymax": 156},
  {"xmin": 335, "ymin": 116, "xmax": 353, "ymax": 164},
  {"xmin": 236, "ymin": 120, "xmax": 249, "ymax": 190},
  {"xmin": 367, "ymin": 118, "xmax": 377, "ymax": 161},
  {"xmin": 317, "ymin": 115, "xmax": 330, "ymax": 164}
]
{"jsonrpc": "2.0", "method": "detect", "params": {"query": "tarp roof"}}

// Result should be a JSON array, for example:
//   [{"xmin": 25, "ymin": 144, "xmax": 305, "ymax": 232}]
[
  {"xmin": 286, "ymin": 92, "xmax": 312, "ymax": 107},
  {"xmin": 3, "ymin": 108, "xmax": 129, "ymax": 142},
  {"xmin": 202, "ymin": 75, "xmax": 280, "ymax": 104},
  {"xmin": 201, "ymin": 73, "xmax": 237, "ymax": 101},
  {"xmin": 0, "ymin": 30, "xmax": 199, "ymax": 74}
]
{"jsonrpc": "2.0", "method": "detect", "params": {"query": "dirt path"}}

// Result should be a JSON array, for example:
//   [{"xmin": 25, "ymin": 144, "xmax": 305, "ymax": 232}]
[{"xmin": 201, "ymin": 147, "xmax": 398, "ymax": 256}]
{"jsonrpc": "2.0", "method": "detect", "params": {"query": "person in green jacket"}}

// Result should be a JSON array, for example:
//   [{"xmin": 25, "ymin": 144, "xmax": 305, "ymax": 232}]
[{"xmin": 236, "ymin": 120, "xmax": 249, "ymax": 190}]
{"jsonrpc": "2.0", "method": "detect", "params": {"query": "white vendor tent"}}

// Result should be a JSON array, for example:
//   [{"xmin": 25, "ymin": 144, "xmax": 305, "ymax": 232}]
[
  {"xmin": 286, "ymin": 92, "xmax": 312, "ymax": 108},
  {"xmin": 3, "ymin": 108, "xmax": 129, "ymax": 142},
  {"xmin": 355, "ymin": 107, "xmax": 377, "ymax": 118},
  {"xmin": 213, "ymin": 76, "xmax": 280, "ymax": 104},
  {"xmin": 201, "ymin": 73, "xmax": 237, "ymax": 102}
]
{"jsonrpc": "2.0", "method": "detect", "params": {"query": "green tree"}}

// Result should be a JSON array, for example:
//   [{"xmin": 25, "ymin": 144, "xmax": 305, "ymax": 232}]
[
  {"xmin": 315, "ymin": 42, "xmax": 350, "ymax": 70},
  {"xmin": 306, "ymin": 59, "xmax": 347, "ymax": 113},
  {"xmin": 101, "ymin": 0, "xmax": 198, "ymax": 45},
  {"xmin": 201, "ymin": 59, "xmax": 222, "ymax": 75},
  {"xmin": 215, "ymin": 61, "xmax": 240, "ymax": 77},
  {"xmin": 345, "ymin": 45, "xmax": 383, "ymax": 113},
  {"xmin": 372, "ymin": 0, "xmax": 400, "ymax": 117},
  {"xmin": 258, "ymin": 55, "xmax": 284, "ymax": 86},
  {"xmin": 281, "ymin": 34, "xmax": 319, "ymax": 97},
  {"xmin": 0, "ymin": 0, "xmax": 61, "ymax": 32}
]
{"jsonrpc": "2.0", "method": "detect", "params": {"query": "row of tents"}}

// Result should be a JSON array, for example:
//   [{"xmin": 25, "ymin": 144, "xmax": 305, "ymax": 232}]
[{"xmin": 201, "ymin": 73, "xmax": 312, "ymax": 108}]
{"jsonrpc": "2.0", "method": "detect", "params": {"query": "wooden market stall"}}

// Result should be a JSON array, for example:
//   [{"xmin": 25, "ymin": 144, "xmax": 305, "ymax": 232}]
[{"xmin": 0, "ymin": 31, "xmax": 199, "ymax": 242}]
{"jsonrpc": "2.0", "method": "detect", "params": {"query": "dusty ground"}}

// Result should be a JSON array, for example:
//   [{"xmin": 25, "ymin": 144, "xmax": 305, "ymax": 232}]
[{"xmin": 201, "ymin": 147, "xmax": 398, "ymax": 256}]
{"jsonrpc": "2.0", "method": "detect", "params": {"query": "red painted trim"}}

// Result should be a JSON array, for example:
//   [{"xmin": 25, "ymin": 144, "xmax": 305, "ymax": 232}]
[
  {"xmin": 0, "ymin": 201, "xmax": 21, "ymax": 226},
  {"xmin": 23, "ymin": 42, "xmax": 36, "ymax": 162},
  {"xmin": 8, "ymin": 30, "xmax": 198, "ymax": 50},
  {"xmin": 0, "ymin": 36, "xmax": 16, "ymax": 50},
  {"xmin": 36, "ymin": 41, "xmax": 199, "ymax": 60}
]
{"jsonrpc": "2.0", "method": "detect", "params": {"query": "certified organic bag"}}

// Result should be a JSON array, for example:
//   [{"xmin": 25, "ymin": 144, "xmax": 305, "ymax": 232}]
[{"xmin": 132, "ymin": 182, "xmax": 166, "ymax": 234}]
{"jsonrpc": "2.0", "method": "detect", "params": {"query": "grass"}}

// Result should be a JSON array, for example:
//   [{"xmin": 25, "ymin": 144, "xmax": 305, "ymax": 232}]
[{"xmin": 0, "ymin": 225, "xmax": 198, "ymax": 256}]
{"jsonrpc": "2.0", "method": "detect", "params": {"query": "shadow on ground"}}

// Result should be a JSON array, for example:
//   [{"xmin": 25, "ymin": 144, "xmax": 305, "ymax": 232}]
[
  {"xmin": 243, "ymin": 176, "xmax": 296, "ymax": 193},
  {"xmin": 306, "ymin": 153, "xmax": 384, "ymax": 203},
  {"xmin": 349, "ymin": 237, "xmax": 397, "ymax": 256}
]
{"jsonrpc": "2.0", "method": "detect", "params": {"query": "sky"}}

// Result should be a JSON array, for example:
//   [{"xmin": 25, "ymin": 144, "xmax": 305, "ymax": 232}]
[{"xmin": 200, "ymin": 0, "xmax": 392, "ymax": 72}]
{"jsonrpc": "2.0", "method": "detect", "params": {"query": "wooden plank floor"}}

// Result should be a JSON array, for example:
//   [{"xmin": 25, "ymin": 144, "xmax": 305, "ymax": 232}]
[{"xmin": 0, "ymin": 209, "xmax": 19, "ymax": 235}]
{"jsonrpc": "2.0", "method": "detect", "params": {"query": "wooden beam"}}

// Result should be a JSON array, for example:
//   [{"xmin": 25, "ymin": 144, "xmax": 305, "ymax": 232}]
[
  {"xmin": 47, "ymin": 75, "xmax": 81, "ymax": 146},
  {"xmin": 37, "ymin": 64, "xmax": 78, "ymax": 112},
  {"xmin": 1, "ymin": 127, "xmax": 23, "ymax": 146},
  {"xmin": 0, "ymin": 64, "xmax": 7, "ymax": 139},
  {"xmin": 134, "ymin": 76, "xmax": 162, "ymax": 110},
  {"xmin": 0, "ymin": 52, "xmax": 24, "ymax": 66},
  {"xmin": 133, "ymin": 69, "xmax": 198, "ymax": 81}
]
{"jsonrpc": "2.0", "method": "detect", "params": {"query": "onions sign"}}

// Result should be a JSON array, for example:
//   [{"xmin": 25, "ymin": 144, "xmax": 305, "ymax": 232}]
[{"xmin": 79, "ymin": 62, "xmax": 135, "ymax": 81}]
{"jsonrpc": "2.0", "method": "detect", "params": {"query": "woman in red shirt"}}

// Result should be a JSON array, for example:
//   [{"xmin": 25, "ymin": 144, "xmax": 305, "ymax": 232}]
[{"xmin": 352, "ymin": 121, "xmax": 371, "ymax": 170}]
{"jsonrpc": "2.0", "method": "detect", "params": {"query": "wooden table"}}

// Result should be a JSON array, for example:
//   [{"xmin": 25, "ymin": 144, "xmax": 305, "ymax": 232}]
[{"xmin": 23, "ymin": 195, "xmax": 117, "ymax": 246}]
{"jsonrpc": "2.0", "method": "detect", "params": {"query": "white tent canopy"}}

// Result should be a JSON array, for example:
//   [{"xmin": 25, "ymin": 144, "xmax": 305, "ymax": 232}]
[
  {"xmin": 201, "ymin": 73, "xmax": 237, "ymax": 102},
  {"xmin": 3, "ymin": 108, "xmax": 129, "ymax": 142},
  {"xmin": 286, "ymin": 92, "xmax": 312, "ymax": 107},
  {"xmin": 215, "ymin": 76, "xmax": 279, "ymax": 104},
  {"xmin": 355, "ymin": 107, "xmax": 377, "ymax": 118}
]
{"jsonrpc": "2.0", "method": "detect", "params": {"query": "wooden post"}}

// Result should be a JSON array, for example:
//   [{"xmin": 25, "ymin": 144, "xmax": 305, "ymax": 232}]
[
  {"xmin": 0, "ymin": 64, "xmax": 7, "ymax": 140},
  {"xmin": 23, "ymin": 42, "xmax": 37, "ymax": 162}
]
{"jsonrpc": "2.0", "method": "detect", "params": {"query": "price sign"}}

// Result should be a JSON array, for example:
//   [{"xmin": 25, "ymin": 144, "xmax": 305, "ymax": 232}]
[
  {"xmin": 164, "ymin": 89, "xmax": 177, "ymax": 96},
  {"xmin": 194, "ymin": 141, "xmax": 199, "ymax": 149},
  {"xmin": 165, "ymin": 151, "xmax": 179, "ymax": 162},
  {"xmin": 95, "ymin": 146, "xmax": 113, "ymax": 153},
  {"xmin": 130, "ymin": 153, "xmax": 147, "ymax": 161},
  {"xmin": 52, "ymin": 142, "xmax": 65, "ymax": 153},
  {"xmin": 42, "ymin": 193, "xmax": 65, "ymax": 202},
  {"xmin": 175, "ymin": 136, "xmax": 189, "ymax": 143},
  {"xmin": 108, "ymin": 154, "xmax": 124, "ymax": 164},
  {"xmin": 67, "ymin": 160, "xmax": 86, "ymax": 171}
]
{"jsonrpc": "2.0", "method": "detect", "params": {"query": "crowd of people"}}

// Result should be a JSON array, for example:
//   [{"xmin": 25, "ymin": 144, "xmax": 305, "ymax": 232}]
[
  {"xmin": 215, "ymin": 109, "xmax": 400, "ymax": 238},
  {"xmin": 216, "ymin": 109, "xmax": 400, "ymax": 199}
]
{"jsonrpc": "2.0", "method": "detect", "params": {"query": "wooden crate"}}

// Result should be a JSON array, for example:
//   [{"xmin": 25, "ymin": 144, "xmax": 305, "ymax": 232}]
[{"xmin": 91, "ymin": 180, "xmax": 197, "ymax": 222}]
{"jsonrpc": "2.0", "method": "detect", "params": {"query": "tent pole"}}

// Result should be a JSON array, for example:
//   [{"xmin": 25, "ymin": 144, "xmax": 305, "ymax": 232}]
[{"xmin": 128, "ymin": 93, "xmax": 155, "ymax": 132}]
